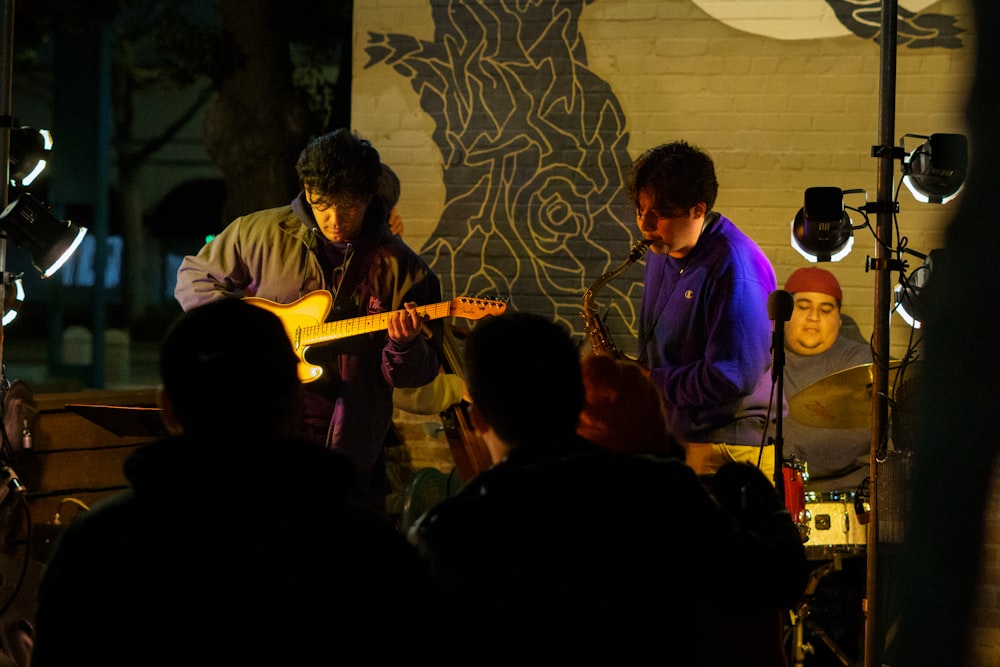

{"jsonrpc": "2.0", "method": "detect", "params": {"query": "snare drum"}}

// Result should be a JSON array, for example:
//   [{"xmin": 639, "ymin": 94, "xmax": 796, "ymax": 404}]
[{"xmin": 803, "ymin": 489, "xmax": 867, "ymax": 559}]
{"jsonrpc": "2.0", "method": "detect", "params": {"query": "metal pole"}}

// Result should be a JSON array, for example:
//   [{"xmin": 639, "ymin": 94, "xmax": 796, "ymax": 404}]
[
  {"xmin": 865, "ymin": 0, "xmax": 897, "ymax": 665},
  {"xmin": 0, "ymin": 0, "xmax": 15, "ymax": 385}
]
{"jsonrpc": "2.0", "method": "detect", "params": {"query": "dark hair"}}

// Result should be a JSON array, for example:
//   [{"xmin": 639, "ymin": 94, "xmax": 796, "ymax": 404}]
[
  {"xmin": 295, "ymin": 129, "xmax": 382, "ymax": 207},
  {"xmin": 464, "ymin": 312, "xmax": 584, "ymax": 447},
  {"xmin": 378, "ymin": 164, "xmax": 401, "ymax": 210},
  {"xmin": 160, "ymin": 299, "xmax": 300, "ymax": 433},
  {"xmin": 625, "ymin": 140, "xmax": 719, "ymax": 212}
]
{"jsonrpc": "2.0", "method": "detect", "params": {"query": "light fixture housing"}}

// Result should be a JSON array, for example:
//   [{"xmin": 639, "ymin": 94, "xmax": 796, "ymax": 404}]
[
  {"xmin": 9, "ymin": 127, "xmax": 53, "ymax": 188},
  {"xmin": 0, "ymin": 193, "xmax": 87, "ymax": 278},
  {"xmin": 894, "ymin": 249, "xmax": 943, "ymax": 329},
  {"xmin": 901, "ymin": 133, "xmax": 967, "ymax": 205},
  {"xmin": 790, "ymin": 186, "xmax": 855, "ymax": 262}
]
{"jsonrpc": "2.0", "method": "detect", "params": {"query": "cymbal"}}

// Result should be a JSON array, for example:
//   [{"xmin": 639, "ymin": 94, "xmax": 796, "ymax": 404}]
[{"xmin": 788, "ymin": 361, "xmax": 911, "ymax": 429}]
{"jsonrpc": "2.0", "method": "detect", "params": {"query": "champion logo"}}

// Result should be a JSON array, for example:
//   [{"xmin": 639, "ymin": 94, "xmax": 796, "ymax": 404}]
[{"xmin": 368, "ymin": 296, "xmax": 383, "ymax": 312}]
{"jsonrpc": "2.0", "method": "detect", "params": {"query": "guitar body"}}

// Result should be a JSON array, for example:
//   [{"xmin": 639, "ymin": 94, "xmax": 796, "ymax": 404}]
[
  {"xmin": 243, "ymin": 292, "xmax": 333, "ymax": 383},
  {"xmin": 244, "ymin": 292, "xmax": 507, "ymax": 384}
]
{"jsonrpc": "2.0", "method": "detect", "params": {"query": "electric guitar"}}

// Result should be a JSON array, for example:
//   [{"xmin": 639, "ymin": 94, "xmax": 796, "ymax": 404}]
[{"xmin": 244, "ymin": 291, "xmax": 507, "ymax": 383}]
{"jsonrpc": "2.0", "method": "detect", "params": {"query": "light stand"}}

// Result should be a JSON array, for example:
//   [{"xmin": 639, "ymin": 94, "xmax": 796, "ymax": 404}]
[
  {"xmin": 0, "ymin": 0, "xmax": 12, "ymax": 388},
  {"xmin": 785, "ymin": 4, "xmax": 906, "ymax": 662},
  {"xmin": 866, "ymin": 1, "xmax": 899, "ymax": 665},
  {"xmin": 0, "ymin": 1, "xmax": 85, "ymax": 464}
]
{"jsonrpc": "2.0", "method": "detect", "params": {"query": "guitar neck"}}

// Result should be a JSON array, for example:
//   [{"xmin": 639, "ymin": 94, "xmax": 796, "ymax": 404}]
[{"xmin": 300, "ymin": 301, "xmax": 457, "ymax": 346}]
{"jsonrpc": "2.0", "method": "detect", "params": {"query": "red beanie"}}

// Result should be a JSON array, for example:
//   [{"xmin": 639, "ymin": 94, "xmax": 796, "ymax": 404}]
[{"xmin": 784, "ymin": 267, "xmax": 843, "ymax": 302}]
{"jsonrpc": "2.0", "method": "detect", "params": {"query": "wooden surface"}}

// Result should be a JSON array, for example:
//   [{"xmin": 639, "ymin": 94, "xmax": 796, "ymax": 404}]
[
  {"xmin": 4, "ymin": 389, "xmax": 156, "ymax": 560},
  {"xmin": 0, "ymin": 387, "xmax": 162, "ymax": 665}
]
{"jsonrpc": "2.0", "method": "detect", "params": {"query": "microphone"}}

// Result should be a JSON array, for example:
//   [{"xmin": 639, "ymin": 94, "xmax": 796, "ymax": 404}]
[
  {"xmin": 767, "ymin": 289, "xmax": 794, "ymax": 323},
  {"xmin": 767, "ymin": 289, "xmax": 793, "ymax": 383}
]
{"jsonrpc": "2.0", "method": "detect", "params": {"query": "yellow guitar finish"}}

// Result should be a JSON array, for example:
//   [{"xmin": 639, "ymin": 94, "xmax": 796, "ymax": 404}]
[{"xmin": 244, "ymin": 291, "xmax": 507, "ymax": 383}]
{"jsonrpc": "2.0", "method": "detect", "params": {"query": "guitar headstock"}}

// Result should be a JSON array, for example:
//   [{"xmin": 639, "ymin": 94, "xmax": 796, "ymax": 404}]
[{"xmin": 449, "ymin": 296, "xmax": 508, "ymax": 320}]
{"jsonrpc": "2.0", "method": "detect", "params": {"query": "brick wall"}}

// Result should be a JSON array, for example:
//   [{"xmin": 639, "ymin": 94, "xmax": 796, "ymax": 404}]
[
  {"xmin": 353, "ymin": 0, "xmax": 994, "ymax": 661},
  {"xmin": 353, "ymin": 0, "xmax": 973, "ymax": 359}
]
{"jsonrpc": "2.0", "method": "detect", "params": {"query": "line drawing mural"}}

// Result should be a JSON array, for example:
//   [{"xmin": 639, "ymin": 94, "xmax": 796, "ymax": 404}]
[
  {"xmin": 363, "ymin": 0, "xmax": 965, "ymax": 349},
  {"xmin": 692, "ymin": 1, "xmax": 964, "ymax": 46}
]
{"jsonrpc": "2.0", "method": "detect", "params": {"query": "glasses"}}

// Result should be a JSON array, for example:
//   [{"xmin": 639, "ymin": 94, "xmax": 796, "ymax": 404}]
[
  {"xmin": 636, "ymin": 207, "xmax": 689, "ymax": 225},
  {"xmin": 308, "ymin": 197, "xmax": 367, "ymax": 215}
]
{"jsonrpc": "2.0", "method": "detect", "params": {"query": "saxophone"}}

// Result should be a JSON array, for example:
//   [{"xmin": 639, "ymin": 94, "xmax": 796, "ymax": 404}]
[{"xmin": 580, "ymin": 238, "xmax": 652, "ymax": 358}]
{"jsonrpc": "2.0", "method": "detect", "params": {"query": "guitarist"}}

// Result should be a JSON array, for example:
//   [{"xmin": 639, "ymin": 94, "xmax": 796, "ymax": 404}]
[{"xmin": 174, "ymin": 129, "xmax": 442, "ymax": 513}]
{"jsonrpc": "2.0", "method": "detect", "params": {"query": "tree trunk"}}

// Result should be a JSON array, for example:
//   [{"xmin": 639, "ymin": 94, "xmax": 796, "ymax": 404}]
[
  {"xmin": 203, "ymin": 0, "xmax": 312, "ymax": 223},
  {"xmin": 119, "ymin": 168, "xmax": 153, "ymax": 323}
]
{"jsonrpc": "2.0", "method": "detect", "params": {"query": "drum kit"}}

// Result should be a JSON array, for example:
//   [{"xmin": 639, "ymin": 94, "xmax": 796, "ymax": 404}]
[
  {"xmin": 787, "ymin": 360, "xmax": 908, "ymax": 430},
  {"xmin": 782, "ymin": 460, "xmax": 868, "ymax": 561},
  {"xmin": 782, "ymin": 361, "xmax": 916, "ymax": 666},
  {"xmin": 785, "ymin": 466, "xmax": 870, "ymax": 667},
  {"xmin": 782, "ymin": 360, "xmax": 916, "ymax": 555}
]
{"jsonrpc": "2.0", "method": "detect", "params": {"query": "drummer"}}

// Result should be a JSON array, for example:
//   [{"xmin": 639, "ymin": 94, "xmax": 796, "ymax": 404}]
[{"xmin": 783, "ymin": 267, "xmax": 873, "ymax": 494}]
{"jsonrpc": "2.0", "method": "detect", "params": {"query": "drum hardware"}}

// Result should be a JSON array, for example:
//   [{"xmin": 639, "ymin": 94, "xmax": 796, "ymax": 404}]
[
  {"xmin": 790, "ymin": 559, "xmax": 857, "ymax": 667},
  {"xmin": 853, "ymin": 477, "xmax": 871, "ymax": 525}
]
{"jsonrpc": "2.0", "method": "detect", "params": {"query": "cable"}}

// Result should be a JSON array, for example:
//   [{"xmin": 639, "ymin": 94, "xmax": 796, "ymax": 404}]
[{"xmin": 52, "ymin": 497, "xmax": 91, "ymax": 525}]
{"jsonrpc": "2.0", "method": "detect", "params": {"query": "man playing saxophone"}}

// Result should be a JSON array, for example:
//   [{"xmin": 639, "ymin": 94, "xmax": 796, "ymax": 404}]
[{"xmin": 627, "ymin": 141, "xmax": 778, "ymax": 481}]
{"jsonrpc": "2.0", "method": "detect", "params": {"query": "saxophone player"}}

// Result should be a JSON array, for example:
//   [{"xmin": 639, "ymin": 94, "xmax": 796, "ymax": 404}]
[{"xmin": 626, "ymin": 141, "xmax": 778, "ymax": 481}]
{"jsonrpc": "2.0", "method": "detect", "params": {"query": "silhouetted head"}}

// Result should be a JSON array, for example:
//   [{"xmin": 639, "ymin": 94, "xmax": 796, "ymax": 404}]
[
  {"xmin": 378, "ymin": 163, "xmax": 401, "ymax": 210},
  {"xmin": 464, "ymin": 312, "xmax": 584, "ymax": 450},
  {"xmin": 159, "ymin": 299, "xmax": 301, "ymax": 436}
]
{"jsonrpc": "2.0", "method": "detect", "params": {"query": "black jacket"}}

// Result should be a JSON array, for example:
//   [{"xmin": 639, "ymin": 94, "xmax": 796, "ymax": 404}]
[{"xmin": 32, "ymin": 434, "xmax": 439, "ymax": 666}]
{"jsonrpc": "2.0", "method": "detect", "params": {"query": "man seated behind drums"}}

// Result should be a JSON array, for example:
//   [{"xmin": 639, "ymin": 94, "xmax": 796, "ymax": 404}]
[
  {"xmin": 782, "ymin": 267, "xmax": 873, "ymax": 494},
  {"xmin": 782, "ymin": 268, "xmax": 877, "ymax": 667}
]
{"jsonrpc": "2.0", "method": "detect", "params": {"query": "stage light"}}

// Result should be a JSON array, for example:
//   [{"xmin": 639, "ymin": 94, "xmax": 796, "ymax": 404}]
[
  {"xmin": 790, "ymin": 186, "xmax": 856, "ymax": 262},
  {"xmin": 9, "ymin": 127, "xmax": 52, "ymax": 188},
  {"xmin": 900, "ymin": 133, "xmax": 967, "ymax": 205},
  {"xmin": 1, "ymin": 276, "xmax": 24, "ymax": 326},
  {"xmin": 0, "ymin": 192, "xmax": 87, "ymax": 278},
  {"xmin": 893, "ymin": 249, "xmax": 943, "ymax": 329}
]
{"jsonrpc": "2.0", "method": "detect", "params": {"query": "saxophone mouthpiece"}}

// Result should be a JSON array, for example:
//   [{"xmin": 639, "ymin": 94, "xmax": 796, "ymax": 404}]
[{"xmin": 629, "ymin": 238, "xmax": 654, "ymax": 262}]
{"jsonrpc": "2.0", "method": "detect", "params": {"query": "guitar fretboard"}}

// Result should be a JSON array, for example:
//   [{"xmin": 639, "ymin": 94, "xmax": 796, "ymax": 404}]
[{"xmin": 300, "ymin": 302, "xmax": 457, "ymax": 345}]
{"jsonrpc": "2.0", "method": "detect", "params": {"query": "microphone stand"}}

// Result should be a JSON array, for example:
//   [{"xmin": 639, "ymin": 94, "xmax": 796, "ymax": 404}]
[{"xmin": 767, "ymin": 290, "xmax": 794, "ymax": 495}]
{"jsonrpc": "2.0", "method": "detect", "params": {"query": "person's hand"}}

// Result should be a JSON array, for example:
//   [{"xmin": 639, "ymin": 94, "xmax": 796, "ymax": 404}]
[
  {"xmin": 388, "ymin": 208, "xmax": 404, "ymax": 236},
  {"xmin": 387, "ymin": 301, "xmax": 425, "ymax": 344}
]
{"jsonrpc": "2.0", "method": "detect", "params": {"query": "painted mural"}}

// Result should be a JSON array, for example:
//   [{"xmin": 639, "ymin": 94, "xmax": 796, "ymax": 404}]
[
  {"xmin": 363, "ymin": 0, "xmax": 965, "ymax": 348},
  {"xmin": 693, "ymin": 1, "xmax": 964, "ymax": 45}
]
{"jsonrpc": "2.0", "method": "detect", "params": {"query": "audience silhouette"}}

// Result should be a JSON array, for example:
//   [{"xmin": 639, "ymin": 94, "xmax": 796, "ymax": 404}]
[
  {"xmin": 410, "ymin": 311, "xmax": 807, "ymax": 666},
  {"xmin": 31, "ymin": 299, "xmax": 439, "ymax": 667}
]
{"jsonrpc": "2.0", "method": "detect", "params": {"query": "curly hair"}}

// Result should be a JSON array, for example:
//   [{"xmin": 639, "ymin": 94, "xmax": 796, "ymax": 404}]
[
  {"xmin": 295, "ymin": 129, "xmax": 382, "ymax": 207},
  {"xmin": 625, "ymin": 140, "xmax": 719, "ymax": 212}
]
